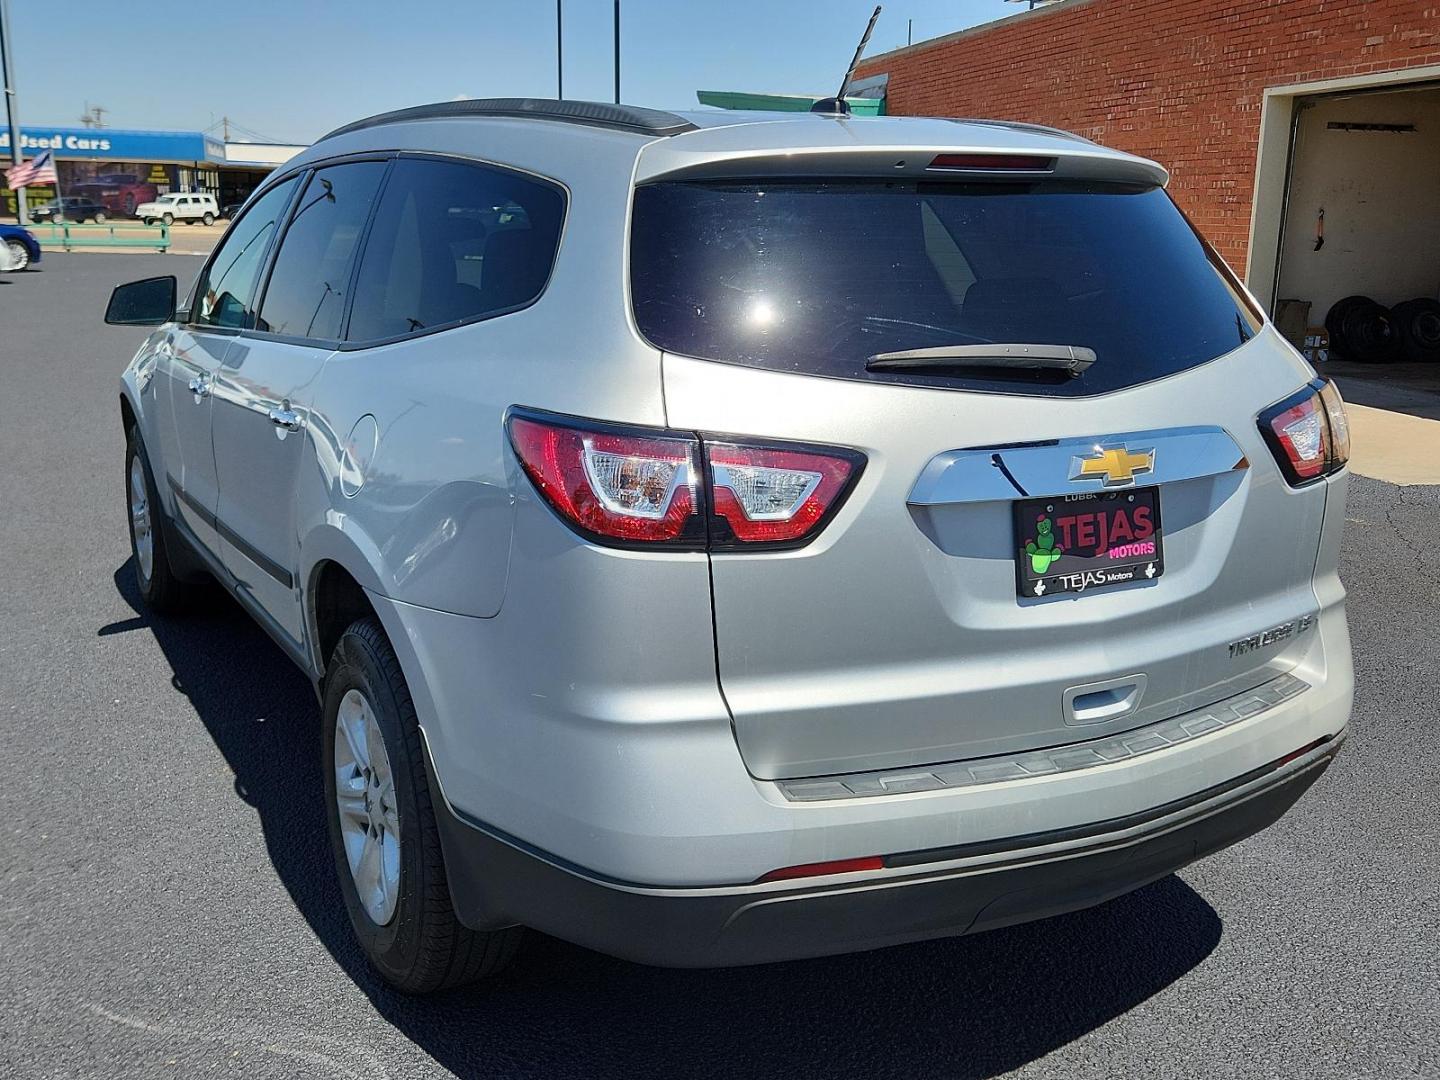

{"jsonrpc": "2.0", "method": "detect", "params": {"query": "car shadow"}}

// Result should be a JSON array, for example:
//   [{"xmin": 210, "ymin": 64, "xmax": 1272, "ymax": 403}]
[{"xmin": 110, "ymin": 560, "xmax": 1222, "ymax": 1080}]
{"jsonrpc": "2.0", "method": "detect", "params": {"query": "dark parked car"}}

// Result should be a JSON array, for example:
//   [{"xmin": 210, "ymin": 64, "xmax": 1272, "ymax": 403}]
[
  {"xmin": 31, "ymin": 196, "xmax": 109, "ymax": 224},
  {"xmin": 0, "ymin": 222, "xmax": 41, "ymax": 270}
]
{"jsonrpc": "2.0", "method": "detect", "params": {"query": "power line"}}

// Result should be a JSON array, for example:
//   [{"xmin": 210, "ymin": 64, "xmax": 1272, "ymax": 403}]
[{"xmin": 202, "ymin": 116, "xmax": 291, "ymax": 144}]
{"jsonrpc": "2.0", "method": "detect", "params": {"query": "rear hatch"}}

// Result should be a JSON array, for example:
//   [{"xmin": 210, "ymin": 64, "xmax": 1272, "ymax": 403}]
[{"xmin": 633, "ymin": 131, "xmax": 1328, "ymax": 780}]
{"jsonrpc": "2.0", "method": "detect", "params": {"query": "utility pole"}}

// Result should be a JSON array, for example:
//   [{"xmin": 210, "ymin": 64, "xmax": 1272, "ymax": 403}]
[
  {"xmin": 0, "ymin": 0, "xmax": 27, "ymax": 224},
  {"xmin": 222, "ymin": 115, "xmax": 230, "ymax": 141},
  {"xmin": 613, "ymin": 0, "xmax": 620, "ymax": 104},
  {"xmin": 556, "ymin": 0, "xmax": 563, "ymax": 99}
]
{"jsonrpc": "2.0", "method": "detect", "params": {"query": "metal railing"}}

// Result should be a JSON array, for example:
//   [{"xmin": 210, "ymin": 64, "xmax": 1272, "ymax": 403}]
[{"xmin": 33, "ymin": 221, "xmax": 171, "ymax": 253}]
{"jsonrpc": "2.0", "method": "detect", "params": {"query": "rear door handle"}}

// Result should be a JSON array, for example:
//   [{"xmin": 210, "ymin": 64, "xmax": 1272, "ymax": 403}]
[
  {"xmin": 268, "ymin": 405, "xmax": 302, "ymax": 432},
  {"xmin": 1064, "ymin": 673, "xmax": 1147, "ymax": 726}
]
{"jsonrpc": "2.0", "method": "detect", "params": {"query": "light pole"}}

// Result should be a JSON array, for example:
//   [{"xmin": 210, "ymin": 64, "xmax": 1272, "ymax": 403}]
[
  {"xmin": 613, "ymin": 0, "xmax": 620, "ymax": 104},
  {"xmin": 0, "ymin": 0, "xmax": 27, "ymax": 224},
  {"xmin": 556, "ymin": 0, "xmax": 563, "ymax": 100}
]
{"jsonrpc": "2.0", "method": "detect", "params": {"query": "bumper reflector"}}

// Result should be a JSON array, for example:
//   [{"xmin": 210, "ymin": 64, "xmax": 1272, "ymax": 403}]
[{"xmin": 757, "ymin": 856, "xmax": 884, "ymax": 883}]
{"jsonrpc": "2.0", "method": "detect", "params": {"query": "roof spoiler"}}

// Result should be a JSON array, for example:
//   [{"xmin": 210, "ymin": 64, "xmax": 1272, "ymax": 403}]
[{"xmin": 321, "ymin": 98, "xmax": 698, "ymax": 142}]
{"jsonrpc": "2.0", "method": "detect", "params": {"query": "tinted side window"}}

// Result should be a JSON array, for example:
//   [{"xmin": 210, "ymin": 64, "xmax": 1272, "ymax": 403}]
[
  {"xmin": 346, "ymin": 157, "xmax": 565, "ymax": 343},
  {"xmin": 192, "ymin": 176, "xmax": 298, "ymax": 330},
  {"xmin": 256, "ymin": 161, "xmax": 386, "ymax": 341}
]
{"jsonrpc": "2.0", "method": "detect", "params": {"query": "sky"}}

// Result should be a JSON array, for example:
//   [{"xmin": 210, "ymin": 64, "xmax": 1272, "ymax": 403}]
[{"xmin": 7, "ymin": 0, "xmax": 1008, "ymax": 144}]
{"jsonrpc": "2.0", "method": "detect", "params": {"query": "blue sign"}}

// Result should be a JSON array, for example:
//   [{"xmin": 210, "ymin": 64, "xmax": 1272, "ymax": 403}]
[{"xmin": 0, "ymin": 127, "xmax": 225, "ymax": 163}]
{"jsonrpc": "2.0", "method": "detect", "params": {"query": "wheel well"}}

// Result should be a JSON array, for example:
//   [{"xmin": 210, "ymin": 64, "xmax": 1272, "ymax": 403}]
[
  {"xmin": 312, "ymin": 561, "xmax": 376, "ymax": 676},
  {"xmin": 120, "ymin": 394, "xmax": 137, "ymax": 436}
]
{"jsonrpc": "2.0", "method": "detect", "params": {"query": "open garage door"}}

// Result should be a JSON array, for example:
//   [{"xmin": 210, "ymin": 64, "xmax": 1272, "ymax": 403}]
[{"xmin": 1269, "ymin": 81, "xmax": 1440, "ymax": 419}]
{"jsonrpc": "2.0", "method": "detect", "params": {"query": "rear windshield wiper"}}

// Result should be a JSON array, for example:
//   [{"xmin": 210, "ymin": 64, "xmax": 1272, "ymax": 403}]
[{"xmin": 865, "ymin": 343, "xmax": 1097, "ymax": 376}]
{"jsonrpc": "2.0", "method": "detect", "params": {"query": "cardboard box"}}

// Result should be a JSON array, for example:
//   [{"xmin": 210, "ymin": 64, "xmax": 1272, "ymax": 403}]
[{"xmin": 1302, "ymin": 326, "xmax": 1329, "ymax": 365}]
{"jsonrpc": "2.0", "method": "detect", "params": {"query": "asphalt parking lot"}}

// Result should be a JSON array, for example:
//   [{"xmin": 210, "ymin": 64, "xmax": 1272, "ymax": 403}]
[{"xmin": 2, "ymin": 252, "xmax": 1437, "ymax": 1080}]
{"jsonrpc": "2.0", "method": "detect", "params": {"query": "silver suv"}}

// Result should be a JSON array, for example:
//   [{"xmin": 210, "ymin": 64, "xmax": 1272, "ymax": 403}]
[{"xmin": 108, "ymin": 99, "xmax": 1353, "ymax": 994}]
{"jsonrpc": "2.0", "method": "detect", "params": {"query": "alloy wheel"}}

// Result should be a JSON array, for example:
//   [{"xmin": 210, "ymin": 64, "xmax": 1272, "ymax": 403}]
[
  {"xmin": 129, "ymin": 456, "xmax": 153, "ymax": 583},
  {"xmin": 333, "ymin": 688, "xmax": 402, "ymax": 925}
]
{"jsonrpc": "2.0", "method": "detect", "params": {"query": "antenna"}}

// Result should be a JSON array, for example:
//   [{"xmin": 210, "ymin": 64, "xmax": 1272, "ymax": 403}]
[{"xmin": 811, "ymin": 5, "xmax": 881, "ymax": 116}]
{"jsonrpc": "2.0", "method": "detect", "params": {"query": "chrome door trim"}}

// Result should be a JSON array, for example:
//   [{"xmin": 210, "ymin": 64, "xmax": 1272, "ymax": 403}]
[{"xmin": 908, "ymin": 426, "xmax": 1249, "ymax": 506}]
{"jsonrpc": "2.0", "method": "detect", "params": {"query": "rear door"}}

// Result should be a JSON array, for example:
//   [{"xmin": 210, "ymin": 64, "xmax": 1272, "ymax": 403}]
[
  {"xmin": 212, "ymin": 160, "xmax": 387, "ymax": 645},
  {"xmin": 158, "ymin": 175, "xmax": 300, "ymax": 558},
  {"xmin": 635, "ymin": 171, "xmax": 1328, "ymax": 780}
]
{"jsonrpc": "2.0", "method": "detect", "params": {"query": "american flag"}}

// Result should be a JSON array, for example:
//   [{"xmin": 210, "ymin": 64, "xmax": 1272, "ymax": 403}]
[{"xmin": 5, "ymin": 149, "xmax": 58, "ymax": 189}]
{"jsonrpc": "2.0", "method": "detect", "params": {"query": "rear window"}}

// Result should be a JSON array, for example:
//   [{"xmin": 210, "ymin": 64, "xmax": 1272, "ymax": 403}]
[{"xmin": 630, "ymin": 180, "xmax": 1262, "ymax": 397}]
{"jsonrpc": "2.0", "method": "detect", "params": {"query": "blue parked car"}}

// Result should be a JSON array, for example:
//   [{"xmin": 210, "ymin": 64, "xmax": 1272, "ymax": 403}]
[{"xmin": 1, "ymin": 222, "xmax": 41, "ymax": 271}]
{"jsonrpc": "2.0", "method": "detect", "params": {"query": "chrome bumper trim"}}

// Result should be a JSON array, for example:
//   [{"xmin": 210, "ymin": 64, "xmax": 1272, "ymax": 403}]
[{"xmin": 778, "ymin": 672, "xmax": 1309, "ymax": 802}]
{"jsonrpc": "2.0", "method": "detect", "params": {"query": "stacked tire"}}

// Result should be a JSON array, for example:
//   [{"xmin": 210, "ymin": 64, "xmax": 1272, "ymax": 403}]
[
  {"xmin": 1391, "ymin": 298, "xmax": 1440, "ymax": 363},
  {"xmin": 1326, "ymin": 295, "xmax": 1440, "ymax": 363}
]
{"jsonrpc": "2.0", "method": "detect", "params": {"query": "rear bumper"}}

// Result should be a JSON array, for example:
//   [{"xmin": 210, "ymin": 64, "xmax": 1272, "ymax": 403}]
[{"xmin": 428, "ymin": 733, "xmax": 1342, "ymax": 968}]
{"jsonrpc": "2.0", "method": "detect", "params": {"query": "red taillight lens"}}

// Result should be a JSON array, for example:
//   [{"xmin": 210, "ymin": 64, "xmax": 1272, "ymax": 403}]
[
  {"xmin": 1258, "ymin": 379, "xmax": 1349, "ymax": 487},
  {"xmin": 508, "ymin": 414, "xmax": 705, "ymax": 547},
  {"xmin": 928, "ymin": 153, "xmax": 1054, "ymax": 171},
  {"xmin": 508, "ymin": 412, "xmax": 866, "ymax": 550},
  {"xmin": 757, "ymin": 855, "xmax": 885, "ymax": 883},
  {"xmin": 705, "ymin": 441, "xmax": 863, "ymax": 548}
]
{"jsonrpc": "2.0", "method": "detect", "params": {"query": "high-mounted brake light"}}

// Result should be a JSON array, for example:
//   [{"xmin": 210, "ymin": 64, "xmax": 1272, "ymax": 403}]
[
  {"xmin": 928, "ymin": 153, "xmax": 1054, "ymax": 172},
  {"xmin": 508, "ymin": 414, "xmax": 706, "ymax": 547},
  {"xmin": 507, "ymin": 411, "xmax": 865, "ymax": 550},
  {"xmin": 705, "ymin": 441, "xmax": 864, "ymax": 549},
  {"xmin": 1258, "ymin": 378, "xmax": 1350, "ymax": 487}
]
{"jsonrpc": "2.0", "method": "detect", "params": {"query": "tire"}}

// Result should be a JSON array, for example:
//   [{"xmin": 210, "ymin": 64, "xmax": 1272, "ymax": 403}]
[
  {"xmin": 323, "ymin": 617, "xmax": 522, "ymax": 993},
  {"xmin": 161, "ymin": 212, "xmax": 174, "ymax": 227},
  {"xmin": 5, "ymin": 238, "xmax": 29, "ymax": 271},
  {"xmin": 125, "ymin": 425, "xmax": 195, "ymax": 613},
  {"xmin": 1343, "ymin": 301, "xmax": 1402, "ymax": 363},
  {"xmin": 201, "ymin": 212, "xmax": 214, "ymax": 226},
  {"xmin": 94, "ymin": 210, "xmax": 107, "ymax": 224},
  {"xmin": 1391, "ymin": 298, "xmax": 1440, "ymax": 363},
  {"xmin": 1324, "ymin": 294, "xmax": 1374, "ymax": 359},
  {"xmin": 142, "ymin": 217, "xmax": 153, "ymax": 226}
]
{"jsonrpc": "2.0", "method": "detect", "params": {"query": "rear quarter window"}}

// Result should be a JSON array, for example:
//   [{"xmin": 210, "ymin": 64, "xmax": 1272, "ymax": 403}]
[
  {"xmin": 630, "ymin": 180, "xmax": 1263, "ymax": 397},
  {"xmin": 345, "ymin": 157, "xmax": 565, "ymax": 344}
]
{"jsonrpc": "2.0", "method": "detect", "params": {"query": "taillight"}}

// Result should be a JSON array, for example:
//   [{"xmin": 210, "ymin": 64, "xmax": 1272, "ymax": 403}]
[
  {"xmin": 705, "ymin": 440, "xmax": 864, "ymax": 550},
  {"xmin": 1258, "ymin": 378, "xmax": 1350, "ymax": 487},
  {"xmin": 507, "ymin": 413, "xmax": 707, "ymax": 548},
  {"xmin": 1318, "ymin": 379, "xmax": 1350, "ymax": 465},
  {"xmin": 507, "ymin": 410, "xmax": 865, "ymax": 550}
]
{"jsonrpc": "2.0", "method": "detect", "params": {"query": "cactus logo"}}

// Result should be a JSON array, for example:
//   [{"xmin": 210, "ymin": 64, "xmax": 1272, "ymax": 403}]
[{"xmin": 1023, "ymin": 514, "xmax": 1064, "ymax": 574}]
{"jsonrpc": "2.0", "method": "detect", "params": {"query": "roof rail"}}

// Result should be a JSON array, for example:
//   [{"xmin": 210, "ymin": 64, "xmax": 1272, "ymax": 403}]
[{"xmin": 321, "ymin": 98, "xmax": 698, "ymax": 142}]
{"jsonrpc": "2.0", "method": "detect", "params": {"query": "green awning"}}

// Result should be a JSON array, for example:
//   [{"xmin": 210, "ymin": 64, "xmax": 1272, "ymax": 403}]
[{"xmin": 695, "ymin": 90, "xmax": 885, "ymax": 115}]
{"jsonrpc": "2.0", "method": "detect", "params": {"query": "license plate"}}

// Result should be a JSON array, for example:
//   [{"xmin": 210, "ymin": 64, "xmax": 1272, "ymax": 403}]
[{"xmin": 1013, "ymin": 488, "xmax": 1164, "ymax": 598}]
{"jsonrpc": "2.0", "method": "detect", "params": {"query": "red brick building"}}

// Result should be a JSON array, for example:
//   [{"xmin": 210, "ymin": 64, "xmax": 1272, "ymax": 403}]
[{"xmin": 853, "ymin": 1, "xmax": 1440, "ymax": 316}]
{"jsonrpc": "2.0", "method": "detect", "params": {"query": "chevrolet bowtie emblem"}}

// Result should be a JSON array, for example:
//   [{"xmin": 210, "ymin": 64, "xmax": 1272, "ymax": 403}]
[{"xmin": 1070, "ymin": 446, "xmax": 1156, "ymax": 487}]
